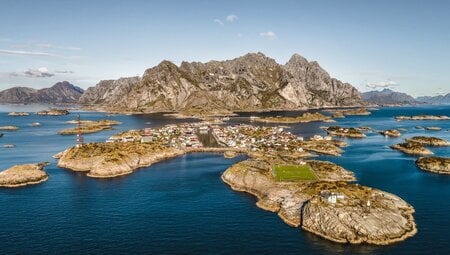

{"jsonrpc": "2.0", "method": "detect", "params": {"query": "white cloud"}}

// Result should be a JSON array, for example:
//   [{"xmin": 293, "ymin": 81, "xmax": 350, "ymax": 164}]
[
  {"xmin": 10, "ymin": 67, "xmax": 55, "ymax": 78},
  {"xmin": 213, "ymin": 19, "xmax": 224, "ymax": 26},
  {"xmin": 0, "ymin": 49, "xmax": 56, "ymax": 57},
  {"xmin": 366, "ymin": 80, "xmax": 399, "ymax": 89},
  {"xmin": 34, "ymin": 43, "xmax": 81, "ymax": 51},
  {"xmin": 259, "ymin": 31, "xmax": 277, "ymax": 40},
  {"xmin": 55, "ymin": 70, "xmax": 75, "ymax": 74},
  {"xmin": 226, "ymin": 14, "xmax": 238, "ymax": 22}
]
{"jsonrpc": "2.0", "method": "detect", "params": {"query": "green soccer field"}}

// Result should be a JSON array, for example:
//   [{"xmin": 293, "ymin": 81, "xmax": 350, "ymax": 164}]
[{"xmin": 272, "ymin": 164, "xmax": 318, "ymax": 181}]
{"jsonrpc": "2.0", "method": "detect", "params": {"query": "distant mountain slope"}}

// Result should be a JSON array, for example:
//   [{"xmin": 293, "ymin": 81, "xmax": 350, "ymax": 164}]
[
  {"xmin": 79, "ymin": 52, "xmax": 362, "ymax": 113},
  {"xmin": 0, "ymin": 81, "xmax": 84, "ymax": 104},
  {"xmin": 361, "ymin": 89, "xmax": 416, "ymax": 105},
  {"xmin": 416, "ymin": 93, "xmax": 450, "ymax": 104}
]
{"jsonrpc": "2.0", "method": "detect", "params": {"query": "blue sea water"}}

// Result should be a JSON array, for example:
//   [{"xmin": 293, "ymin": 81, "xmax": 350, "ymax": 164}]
[{"xmin": 0, "ymin": 105, "xmax": 449, "ymax": 255}]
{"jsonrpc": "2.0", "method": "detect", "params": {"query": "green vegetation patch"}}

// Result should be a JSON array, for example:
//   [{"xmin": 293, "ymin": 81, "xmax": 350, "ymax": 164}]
[{"xmin": 272, "ymin": 164, "xmax": 318, "ymax": 181}]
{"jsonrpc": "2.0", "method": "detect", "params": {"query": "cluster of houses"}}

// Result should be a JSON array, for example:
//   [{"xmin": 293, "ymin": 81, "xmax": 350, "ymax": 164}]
[
  {"xmin": 106, "ymin": 123, "xmax": 205, "ymax": 148},
  {"xmin": 212, "ymin": 124, "xmax": 304, "ymax": 153}
]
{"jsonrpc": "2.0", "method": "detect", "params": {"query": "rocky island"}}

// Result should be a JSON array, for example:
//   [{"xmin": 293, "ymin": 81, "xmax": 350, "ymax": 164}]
[
  {"xmin": 251, "ymin": 112, "xmax": 333, "ymax": 124},
  {"xmin": 0, "ymin": 126, "xmax": 19, "ymax": 131},
  {"xmin": 416, "ymin": 157, "xmax": 450, "ymax": 174},
  {"xmin": 395, "ymin": 115, "xmax": 450, "ymax": 121},
  {"xmin": 391, "ymin": 141, "xmax": 433, "ymax": 155},
  {"xmin": 222, "ymin": 157, "xmax": 416, "ymax": 245},
  {"xmin": 8, "ymin": 112, "xmax": 29, "ymax": 116},
  {"xmin": 0, "ymin": 163, "xmax": 49, "ymax": 187},
  {"xmin": 328, "ymin": 108, "xmax": 371, "ymax": 118},
  {"xmin": 379, "ymin": 129, "xmax": 401, "ymax": 137},
  {"xmin": 36, "ymin": 109, "xmax": 70, "ymax": 116},
  {"xmin": 58, "ymin": 119, "xmax": 121, "ymax": 135},
  {"xmin": 406, "ymin": 136, "xmax": 450, "ymax": 146},
  {"xmin": 324, "ymin": 126, "xmax": 366, "ymax": 138}
]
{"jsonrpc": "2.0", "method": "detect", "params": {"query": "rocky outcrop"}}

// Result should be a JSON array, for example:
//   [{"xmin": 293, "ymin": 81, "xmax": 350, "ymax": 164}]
[
  {"xmin": 221, "ymin": 158, "xmax": 416, "ymax": 245},
  {"xmin": 252, "ymin": 112, "xmax": 333, "ymax": 124},
  {"xmin": 416, "ymin": 157, "xmax": 450, "ymax": 174},
  {"xmin": 58, "ymin": 119, "xmax": 121, "ymax": 135},
  {"xmin": 36, "ymin": 109, "xmax": 69, "ymax": 116},
  {"xmin": 361, "ymin": 89, "xmax": 417, "ymax": 105},
  {"xmin": 79, "ymin": 53, "xmax": 362, "ymax": 114},
  {"xmin": 0, "ymin": 163, "xmax": 48, "ymax": 187},
  {"xmin": 0, "ymin": 81, "xmax": 84, "ymax": 104},
  {"xmin": 301, "ymin": 190, "xmax": 416, "ymax": 245}
]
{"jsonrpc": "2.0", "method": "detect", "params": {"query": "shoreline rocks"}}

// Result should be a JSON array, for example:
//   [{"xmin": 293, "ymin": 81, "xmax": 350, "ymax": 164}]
[
  {"xmin": 0, "ymin": 163, "xmax": 49, "ymax": 187},
  {"xmin": 416, "ymin": 157, "xmax": 450, "ymax": 174},
  {"xmin": 406, "ymin": 136, "xmax": 450, "ymax": 147}
]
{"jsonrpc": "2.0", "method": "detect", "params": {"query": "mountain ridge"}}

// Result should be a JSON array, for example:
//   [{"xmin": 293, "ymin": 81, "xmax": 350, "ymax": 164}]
[
  {"xmin": 79, "ymin": 52, "xmax": 363, "ymax": 114},
  {"xmin": 0, "ymin": 81, "xmax": 84, "ymax": 104}
]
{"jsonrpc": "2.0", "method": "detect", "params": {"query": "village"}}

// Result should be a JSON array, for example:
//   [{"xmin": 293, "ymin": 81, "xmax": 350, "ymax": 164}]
[{"xmin": 101, "ymin": 122, "xmax": 338, "ymax": 155}]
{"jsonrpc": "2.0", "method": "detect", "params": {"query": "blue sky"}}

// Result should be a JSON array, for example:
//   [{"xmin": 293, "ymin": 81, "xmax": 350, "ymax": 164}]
[{"xmin": 0, "ymin": 0, "xmax": 449, "ymax": 96}]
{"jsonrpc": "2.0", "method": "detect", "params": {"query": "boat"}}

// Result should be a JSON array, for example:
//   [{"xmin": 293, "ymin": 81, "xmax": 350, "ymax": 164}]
[{"xmin": 3, "ymin": 144, "xmax": 15, "ymax": 148}]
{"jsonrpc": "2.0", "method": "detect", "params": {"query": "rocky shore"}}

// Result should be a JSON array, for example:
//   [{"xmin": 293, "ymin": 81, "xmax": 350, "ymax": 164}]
[
  {"xmin": 416, "ymin": 157, "xmax": 450, "ymax": 174},
  {"xmin": 328, "ymin": 108, "xmax": 371, "ymax": 118},
  {"xmin": 0, "ymin": 163, "xmax": 49, "ymax": 187},
  {"xmin": 56, "ymin": 142, "xmax": 247, "ymax": 178},
  {"xmin": 221, "ymin": 158, "xmax": 416, "ymax": 245}
]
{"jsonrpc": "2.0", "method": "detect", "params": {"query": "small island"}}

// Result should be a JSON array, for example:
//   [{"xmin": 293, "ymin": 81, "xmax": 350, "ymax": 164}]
[
  {"xmin": 8, "ymin": 112, "xmax": 29, "ymax": 116},
  {"xmin": 325, "ymin": 126, "xmax": 366, "ymax": 138},
  {"xmin": 0, "ymin": 126, "xmax": 19, "ymax": 131},
  {"xmin": 416, "ymin": 157, "xmax": 450, "ymax": 174},
  {"xmin": 395, "ymin": 115, "xmax": 450, "ymax": 121},
  {"xmin": 328, "ymin": 108, "xmax": 371, "ymax": 118},
  {"xmin": 379, "ymin": 129, "xmax": 401, "ymax": 137},
  {"xmin": 0, "ymin": 163, "xmax": 49, "ymax": 187},
  {"xmin": 36, "ymin": 109, "xmax": 70, "ymax": 116},
  {"xmin": 251, "ymin": 112, "xmax": 333, "ymax": 124},
  {"xmin": 406, "ymin": 136, "xmax": 450, "ymax": 146},
  {"xmin": 58, "ymin": 119, "xmax": 121, "ymax": 135},
  {"xmin": 391, "ymin": 141, "xmax": 433, "ymax": 155},
  {"xmin": 425, "ymin": 126, "xmax": 442, "ymax": 131},
  {"xmin": 222, "ymin": 157, "xmax": 416, "ymax": 245}
]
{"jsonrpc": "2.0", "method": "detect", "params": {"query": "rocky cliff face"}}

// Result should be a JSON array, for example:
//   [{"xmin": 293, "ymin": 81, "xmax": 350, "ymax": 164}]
[
  {"xmin": 79, "ymin": 53, "xmax": 362, "ymax": 113},
  {"xmin": 361, "ymin": 88, "xmax": 416, "ymax": 105},
  {"xmin": 0, "ymin": 81, "xmax": 84, "ymax": 104}
]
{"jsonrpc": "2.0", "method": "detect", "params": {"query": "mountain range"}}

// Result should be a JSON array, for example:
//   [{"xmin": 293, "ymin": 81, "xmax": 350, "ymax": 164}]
[
  {"xmin": 79, "ymin": 52, "xmax": 362, "ymax": 114},
  {"xmin": 360, "ymin": 89, "xmax": 417, "ymax": 105},
  {"xmin": 0, "ymin": 81, "xmax": 84, "ymax": 104},
  {"xmin": 361, "ymin": 89, "xmax": 450, "ymax": 105}
]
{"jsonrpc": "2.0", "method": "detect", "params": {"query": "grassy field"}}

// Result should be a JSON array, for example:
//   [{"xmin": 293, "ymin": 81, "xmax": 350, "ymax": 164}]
[{"xmin": 272, "ymin": 164, "xmax": 318, "ymax": 181}]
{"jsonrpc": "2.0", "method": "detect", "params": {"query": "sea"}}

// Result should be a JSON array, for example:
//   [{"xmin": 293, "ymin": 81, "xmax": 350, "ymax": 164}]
[{"xmin": 0, "ymin": 105, "xmax": 449, "ymax": 255}]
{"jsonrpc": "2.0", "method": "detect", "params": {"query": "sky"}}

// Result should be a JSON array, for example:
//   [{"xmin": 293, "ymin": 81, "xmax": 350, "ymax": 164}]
[{"xmin": 0, "ymin": 0, "xmax": 449, "ymax": 97}]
